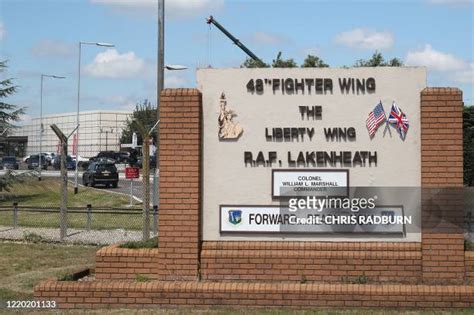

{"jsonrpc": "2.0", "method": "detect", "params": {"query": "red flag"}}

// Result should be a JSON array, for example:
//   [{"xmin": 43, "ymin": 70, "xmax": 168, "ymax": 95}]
[{"xmin": 72, "ymin": 133, "xmax": 77, "ymax": 155}]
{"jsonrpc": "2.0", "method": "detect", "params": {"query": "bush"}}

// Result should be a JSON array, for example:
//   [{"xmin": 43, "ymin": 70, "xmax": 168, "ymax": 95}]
[{"xmin": 23, "ymin": 232, "xmax": 44, "ymax": 243}]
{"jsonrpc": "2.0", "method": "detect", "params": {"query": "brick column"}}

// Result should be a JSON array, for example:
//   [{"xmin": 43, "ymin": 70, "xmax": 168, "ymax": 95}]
[
  {"xmin": 157, "ymin": 88, "xmax": 201, "ymax": 280},
  {"xmin": 420, "ymin": 87, "xmax": 465, "ymax": 283}
]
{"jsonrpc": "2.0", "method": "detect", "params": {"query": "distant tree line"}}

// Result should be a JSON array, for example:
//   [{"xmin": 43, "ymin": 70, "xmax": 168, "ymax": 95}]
[{"xmin": 241, "ymin": 51, "xmax": 403, "ymax": 68}]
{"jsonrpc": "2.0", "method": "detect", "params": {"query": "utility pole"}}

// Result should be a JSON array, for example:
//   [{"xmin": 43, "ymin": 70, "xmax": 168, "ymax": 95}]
[{"xmin": 154, "ymin": 0, "xmax": 165, "ymax": 209}]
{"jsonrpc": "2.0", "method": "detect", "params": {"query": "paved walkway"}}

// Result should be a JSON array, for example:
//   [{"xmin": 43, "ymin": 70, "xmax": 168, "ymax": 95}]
[{"xmin": 0, "ymin": 225, "xmax": 152, "ymax": 245}]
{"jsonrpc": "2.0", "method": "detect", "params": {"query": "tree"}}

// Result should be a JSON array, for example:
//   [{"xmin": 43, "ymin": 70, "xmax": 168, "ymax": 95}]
[
  {"xmin": 0, "ymin": 61, "xmax": 24, "ymax": 136},
  {"xmin": 240, "ymin": 57, "xmax": 269, "ymax": 68},
  {"xmin": 120, "ymin": 100, "xmax": 157, "ymax": 146},
  {"xmin": 464, "ymin": 106, "xmax": 474, "ymax": 186},
  {"xmin": 272, "ymin": 52, "xmax": 298, "ymax": 68},
  {"xmin": 354, "ymin": 51, "xmax": 403, "ymax": 67},
  {"xmin": 0, "ymin": 60, "xmax": 28, "ymax": 193},
  {"xmin": 301, "ymin": 55, "xmax": 329, "ymax": 68}
]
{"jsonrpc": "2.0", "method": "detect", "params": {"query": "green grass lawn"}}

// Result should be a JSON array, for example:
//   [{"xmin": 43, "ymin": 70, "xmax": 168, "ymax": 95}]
[
  {"xmin": 0, "ymin": 178, "xmax": 144, "ymax": 230},
  {"xmin": 0, "ymin": 177, "xmax": 134, "ymax": 208},
  {"xmin": 0, "ymin": 210, "xmax": 143, "ymax": 230},
  {"xmin": 1, "ymin": 242, "xmax": 473, "ymax": 313},
  {"xmin": 0, "ymin": 241, "xmax": 98, "ymax": 306}
]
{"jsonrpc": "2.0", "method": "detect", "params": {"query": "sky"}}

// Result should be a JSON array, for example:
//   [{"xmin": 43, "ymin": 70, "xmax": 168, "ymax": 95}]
[{"xmin": 0, "ymin": 0, "xmax": 472, "ymax": 123}]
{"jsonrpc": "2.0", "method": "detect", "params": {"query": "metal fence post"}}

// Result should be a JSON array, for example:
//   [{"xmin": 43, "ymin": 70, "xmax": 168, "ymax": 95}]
[
  {"xmin": 86, "ymin": 204, "xmax": 92, "ymax": 231},
  {"xmin": 13, "ymin": 202, "xmax": 18, "ymax": 228},
  {"xmin": 153, "ymin": 205, "xmax": 158, "ymax": 236}
]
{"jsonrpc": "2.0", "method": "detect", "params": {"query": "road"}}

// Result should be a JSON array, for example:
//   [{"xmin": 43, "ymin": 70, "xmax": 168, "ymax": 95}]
[{"xmin": 0, "ymin": 169, "xmax": 159, "ymax": 204}]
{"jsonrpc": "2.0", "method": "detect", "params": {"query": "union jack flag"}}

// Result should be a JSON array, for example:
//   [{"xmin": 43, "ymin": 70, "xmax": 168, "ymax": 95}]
[
  {"xmin": 388, "ymin": 103, "xmax": 409, "ymax": 140},
  {"xmin": 366, "ymin": 102, "xmax": 386, "ymax": 138}
]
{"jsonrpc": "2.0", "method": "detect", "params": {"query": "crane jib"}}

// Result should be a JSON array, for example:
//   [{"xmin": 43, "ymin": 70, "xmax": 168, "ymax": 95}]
[{"xmin": 207, "ymin": 15, "xmax": 263, "ymax": 63}]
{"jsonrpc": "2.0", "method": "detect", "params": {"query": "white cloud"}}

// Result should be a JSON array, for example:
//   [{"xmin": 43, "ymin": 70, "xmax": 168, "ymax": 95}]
[
  {"xmin": 450, "ymin": 62, "xmax": 474, "ymax": 84},
  {"xmin": 84, "ymin": 49, "xmax": 148, "ymax": 79},
  {"xmin": 405, "ymin": 45, "xmax": 465, "ymax": 71},
  {"xmin": 0, "ymin": 21, "xmax": 5, "ymax": 40},
  {"xmin": 334, "ymin": 28, "xmax": 394, "ymax": 50},
  {"xmin": 90, "ymin": 0, "xmax": 223, "ymax": 18},
  {"xmin": 249, "ymin": 31, "xmax": 289, "ymax": 46},
  {"xmin": 406, "ymin": 45, "xmax": 473, "ymax": 85},
  {"xmin": 165, "ymin": 71, "xmax": 188, "ymax": 88},
  {"xmin": 31, "ymin": 39, "xmax": 75, "ymax": 58},
  {"xmin": 102, "ymin": 95, "xmax": 138, "ymax": 111}
]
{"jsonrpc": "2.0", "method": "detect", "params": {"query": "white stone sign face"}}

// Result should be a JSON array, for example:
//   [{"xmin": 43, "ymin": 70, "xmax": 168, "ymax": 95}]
[
  {"xmin": 197, "ymin": 67, "xmax": 426, "ymax": 241},
  {"xmin": 272, "ymin": 170, "xmax": 348, "ymax": 197},
  {"xmin": 220, "ymin": 205, "xmax": 406, "ymax": 234}
]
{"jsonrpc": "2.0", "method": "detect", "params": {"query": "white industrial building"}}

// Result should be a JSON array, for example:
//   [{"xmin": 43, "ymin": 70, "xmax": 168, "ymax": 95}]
[{"xmin": 13, "ymin": 110, "xmax": 132, "ymax": 158}]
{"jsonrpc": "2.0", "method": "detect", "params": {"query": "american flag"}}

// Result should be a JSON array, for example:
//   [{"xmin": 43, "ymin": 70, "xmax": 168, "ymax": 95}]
[
  {"xmin": 366, "ymin": 102, "xmax": 386, "ymax": 138},
  {"xmin": 388, "ymin": 103, "xmax": 409, "ymax": 140}
]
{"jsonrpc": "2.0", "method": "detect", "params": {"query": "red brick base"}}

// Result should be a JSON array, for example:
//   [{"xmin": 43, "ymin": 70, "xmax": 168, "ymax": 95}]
[
  {"xmin": 95, "ymin": 245, "xmax": 159, "ymax": 280},
  {"xmin": 34, "ymin": 280, "xmax": 474, "ymax": 309},
  {"xmin": 201, "ymin": 242, "xmax": 422, "ymax": 283}
]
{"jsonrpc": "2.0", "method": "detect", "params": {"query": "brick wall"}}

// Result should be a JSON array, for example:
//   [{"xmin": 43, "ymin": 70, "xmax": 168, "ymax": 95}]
[
  {"xmin": 202, "ymin": 242, "xmax": 422, "ymax": 283},
  {"xmin": 34, "ymin": 280, "xmax": 474, "ymax": 309},
  {"xmin": 157, "ymin": 88, "xmax": 202, "ymax": 281},
  {"xmin": 95, "ymin": 245, "xmax": 159, "ymax": 280},
  {"xmin": 420, "ymin": 88, "xmax": 465, "ymax": 283}
]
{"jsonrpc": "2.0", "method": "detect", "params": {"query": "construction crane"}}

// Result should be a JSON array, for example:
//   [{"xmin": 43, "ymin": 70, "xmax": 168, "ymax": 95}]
[{"xmin": 206, "ymin": 15, "xmax": 264, "ymax": 64}]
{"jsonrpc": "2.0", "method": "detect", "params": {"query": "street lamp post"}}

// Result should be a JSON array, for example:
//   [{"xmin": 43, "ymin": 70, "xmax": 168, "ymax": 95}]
[
  {"xmin": 154, "ymin": 0, "xmax": 165, "ymax": 210},
  {"xmin": 39, "ymin": 74, "xmax": 65, "ymax": 181},
  {"xmin": 75, "ymin": 41, "xmax": 115, "ymax": 194}
]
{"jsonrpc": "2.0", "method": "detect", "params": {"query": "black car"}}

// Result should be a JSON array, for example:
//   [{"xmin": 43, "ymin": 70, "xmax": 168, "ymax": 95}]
[
  {"xmin": 82, "ymin": 161, "xmax": 119, "ymax": 188},
  {"xmin": 27, "ymin": 154, "xmax": 48, "ymax": 170},
  {"xmin": 90, "ymin": 151, "xmax": 130, "ymax": 164},
  {"xmin": 136, "ymin": 154, "xmax": 156, "ymax": 169},
  {"xmin": 116, "ymin": 151, "xmax": 130, "ymax": 164},
  {"xmin": 1, "ymin": 156, "xmax": 19, "ymax": 170},
  {"xmin": 52, "ymin": 155, "xmax": 76, "ymax": 170}
]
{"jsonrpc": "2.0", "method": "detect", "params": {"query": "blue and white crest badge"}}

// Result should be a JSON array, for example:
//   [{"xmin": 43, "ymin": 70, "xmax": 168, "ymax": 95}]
[{"xmin": 228, "ymin": 210, "xmax": 242, "ymax": 225}]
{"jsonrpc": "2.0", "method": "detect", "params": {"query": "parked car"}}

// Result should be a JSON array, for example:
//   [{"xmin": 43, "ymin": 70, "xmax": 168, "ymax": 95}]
[
  {"xmin": 27, "ymin": 154, "xmax": 48, "ymax": 170},
  {"xmin": 116, "ymin": 151, "xmax": 131, "ymax": 164},
  {"xmin": 70, "ymin": 155, "xmax": 89, "ymax": 168},
  {"xmin": 136, "ymin": 154, "xmax": 157, "ymax": 169},
  {"xmin": 23, "ymin": 153, "xmax": 50, "ymax": 164},
  {"xmin": 52, "ymin": 155, "xmax": 76, "ymax": 170},
  {"xmin": 90, "ymin": 151, "xmax": 116, "ymax": 163},
  {"xmin": 82, "ymin": 160, "xmax": 119, "ymax": 188},
  {"xmin": 0, "ymin": 156, "xmax": 19, "ymax": 170},
  {"xmin": 43, "ymin": 152, "xmax": 56, "ymax": 165}
]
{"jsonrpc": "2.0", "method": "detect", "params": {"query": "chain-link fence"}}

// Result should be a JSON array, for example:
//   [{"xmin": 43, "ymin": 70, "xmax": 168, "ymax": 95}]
[
  {"xmin": 466, "ymin": 187, "xmax": 474, "ymax": 244},
  {"xmin": 0, "ymin": 176, "xmax": 157, "ymax": 245}
]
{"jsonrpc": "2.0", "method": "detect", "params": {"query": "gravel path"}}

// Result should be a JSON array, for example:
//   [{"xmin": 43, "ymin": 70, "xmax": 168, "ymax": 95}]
[{"xmin": 0, "ymin": 225, "xmax": 152, "ymax": 245}]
